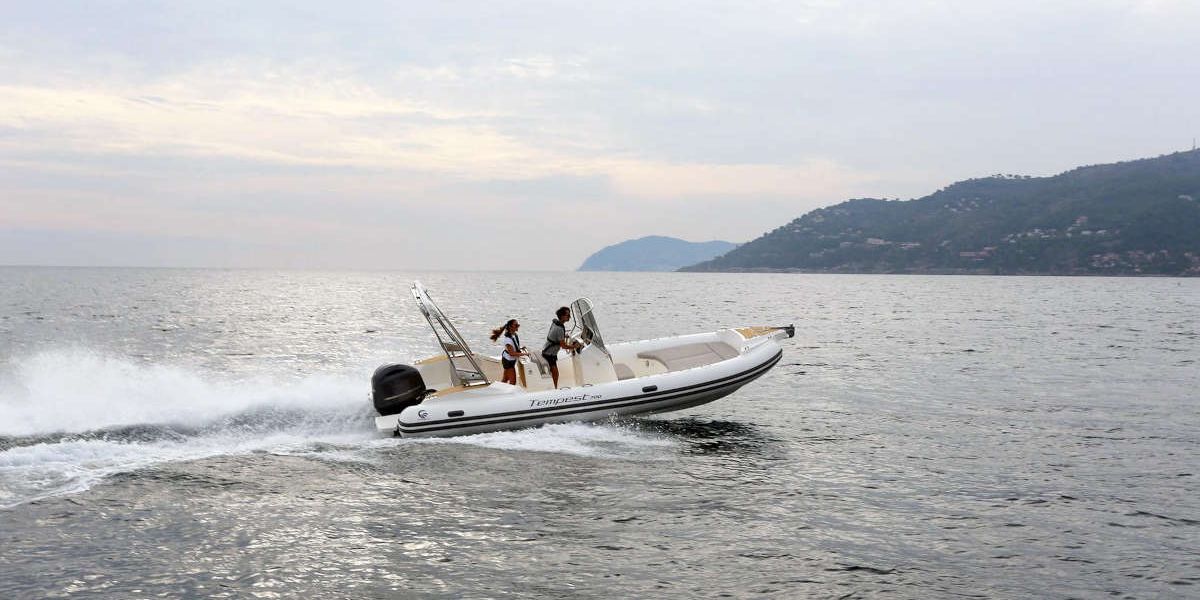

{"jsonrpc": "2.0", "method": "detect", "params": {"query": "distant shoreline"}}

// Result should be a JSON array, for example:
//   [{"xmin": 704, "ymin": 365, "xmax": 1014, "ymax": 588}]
[{"xmin": 678, "ymin": 267, "xmax": 1197, "ymax": 277}]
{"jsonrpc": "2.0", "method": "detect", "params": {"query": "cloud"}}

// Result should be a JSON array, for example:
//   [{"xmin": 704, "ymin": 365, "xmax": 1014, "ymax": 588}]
[
  {"xmin": 0, "ymin": 57, "xmax": 873, "ymax": 202},
  {"xmin": 1, "ymin": 1, "xmax": 1198, "ymax": 269},
  {"xmin": 602, "ymin": 158, "xmax": 870, "ymax": 199},
  {"xmin": 0, "ymin": 63, "xmax": 489, "ymax": 163}
]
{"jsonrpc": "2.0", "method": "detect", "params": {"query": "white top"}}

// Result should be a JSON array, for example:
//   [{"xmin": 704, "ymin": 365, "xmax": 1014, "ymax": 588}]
[{"xmin": 501, "ymin": 334, "xmax": 520, "ymax": 361}]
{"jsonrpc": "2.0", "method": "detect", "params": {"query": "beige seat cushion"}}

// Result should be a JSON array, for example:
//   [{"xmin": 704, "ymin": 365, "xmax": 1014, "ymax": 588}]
[{"xmin": 636, "ymin": 342, "xmax": 738, "ymax": 371}]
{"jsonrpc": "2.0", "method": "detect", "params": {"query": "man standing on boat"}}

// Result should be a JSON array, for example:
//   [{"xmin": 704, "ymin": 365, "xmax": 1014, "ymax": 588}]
[{"xmin": 542, "ymin": 306, "xmax": 579, "ymax": 388}]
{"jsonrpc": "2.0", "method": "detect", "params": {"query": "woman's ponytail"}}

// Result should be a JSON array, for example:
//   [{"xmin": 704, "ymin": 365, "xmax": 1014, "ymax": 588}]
[{"xmin": 489, "ymin": 319, "xmax": 516, "ymax": 341}]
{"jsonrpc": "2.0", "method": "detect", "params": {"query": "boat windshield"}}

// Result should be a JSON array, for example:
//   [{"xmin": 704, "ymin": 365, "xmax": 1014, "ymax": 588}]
[{"xmin": 569, "ymin": 297, "xmax": 609, "ymax": 357}]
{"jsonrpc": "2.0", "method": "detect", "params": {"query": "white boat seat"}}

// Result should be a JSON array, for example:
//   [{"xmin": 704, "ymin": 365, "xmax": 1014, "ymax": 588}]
[
  {"xmin": 614, "ymin": 363, "xmax": 636, "ymax": 380},
  {"xmin": 636, "ymin": 342, "xmax": 739, "ymax": 372}
]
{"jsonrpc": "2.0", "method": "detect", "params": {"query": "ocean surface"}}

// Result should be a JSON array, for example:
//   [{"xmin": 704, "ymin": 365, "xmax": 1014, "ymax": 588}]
[{"xmin": 1, "ymin": 268, "xmax": 1197, "ymax": 598}]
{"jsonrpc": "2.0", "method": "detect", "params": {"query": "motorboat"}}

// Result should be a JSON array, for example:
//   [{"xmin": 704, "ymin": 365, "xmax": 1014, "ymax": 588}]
[{"xmin": 371, "ymin": 282, "xmax": 794, "ymax": 438}]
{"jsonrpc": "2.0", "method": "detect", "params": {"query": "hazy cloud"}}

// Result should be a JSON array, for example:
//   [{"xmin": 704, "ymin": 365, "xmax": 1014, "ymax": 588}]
[{"xmin": 2, "ymin": 0, "xmax": 1197, "ymax": 269}]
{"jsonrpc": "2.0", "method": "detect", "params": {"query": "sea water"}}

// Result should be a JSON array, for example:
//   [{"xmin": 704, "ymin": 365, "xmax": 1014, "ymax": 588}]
[{"xmin": 1, "ymin": 268, "xmax": 1197, "ymax": 598}]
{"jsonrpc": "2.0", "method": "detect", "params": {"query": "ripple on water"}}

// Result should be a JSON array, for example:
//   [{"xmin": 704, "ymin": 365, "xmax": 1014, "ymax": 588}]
[{"xmin": 1, "ymin": 270, "xmax": 1198, "ymax": 597}]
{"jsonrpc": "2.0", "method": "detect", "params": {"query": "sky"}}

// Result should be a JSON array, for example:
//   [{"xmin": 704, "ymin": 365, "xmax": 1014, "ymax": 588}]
[{"xmin": 1, "ymin": 0, "xmax": 1197, "ymax": 270}]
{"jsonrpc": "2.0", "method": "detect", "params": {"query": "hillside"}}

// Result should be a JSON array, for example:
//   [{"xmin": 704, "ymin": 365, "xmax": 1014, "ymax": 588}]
[
  {"xmin": 579, "ymin": 236, "xmax": 737, "ymax": 272},
  {"xmin": 682, "ymin": 150, "xmax": 1200, "ymax": 275}
]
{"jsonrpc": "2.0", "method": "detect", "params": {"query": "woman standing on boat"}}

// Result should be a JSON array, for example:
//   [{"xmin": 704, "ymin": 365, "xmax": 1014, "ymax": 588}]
[{"xmin": 490, "ymin": 319, "xmax": 526, "ymax": 385}]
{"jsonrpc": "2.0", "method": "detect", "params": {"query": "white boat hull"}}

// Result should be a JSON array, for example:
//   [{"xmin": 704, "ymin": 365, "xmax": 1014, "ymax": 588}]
[{"xmin": 374, "ymin": 328, "xmax": 787, "ymax": 438}]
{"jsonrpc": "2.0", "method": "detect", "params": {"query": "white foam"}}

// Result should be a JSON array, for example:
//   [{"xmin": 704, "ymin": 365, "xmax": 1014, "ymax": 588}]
[
  {"xmin": 0, "ymin": 348, "xmax": 680, "ymax": 508},
  {"xmin": 412, "ymin": 421, "xmax": 677, "ymax": 459},
  {"xmin": 0, "ymin": 421, "xmax": 676, "ymax": 509},
  {"xmin": 0, "ymin": 347, "xmax": 366, "ymax": 437},
  {"xmin": 0, "ymin": 347, "xmax": 383, "ymax": 507},
  {"xmin": 0, "ymin": 427, "xmax": 381, "ymax": 509}
]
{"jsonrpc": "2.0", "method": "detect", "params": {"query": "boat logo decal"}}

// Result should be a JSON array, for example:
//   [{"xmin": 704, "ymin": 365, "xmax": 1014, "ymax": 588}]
[
  {"xmin": 417, "ymin": 409, "xmax": 429, "ymax": 419},
  {"xmin": 529, "ymin": 393, "xmax": 602, "ymax": 409}
]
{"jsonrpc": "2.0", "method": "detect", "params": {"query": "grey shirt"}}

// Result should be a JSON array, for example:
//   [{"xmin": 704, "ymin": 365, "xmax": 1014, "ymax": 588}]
[{"xmin": 543, "ymin": 319, "xmax": 566, "ymax": 356}]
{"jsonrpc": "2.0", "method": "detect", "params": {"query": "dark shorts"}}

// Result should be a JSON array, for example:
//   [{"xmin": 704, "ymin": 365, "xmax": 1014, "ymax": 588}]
[
  {"xmin": 502, "ymin": 357, "xmax": 517, "ymax": 370},
  {"xmin": 541, "ymin": 352, "xmax": 558, "ymax": 367}
]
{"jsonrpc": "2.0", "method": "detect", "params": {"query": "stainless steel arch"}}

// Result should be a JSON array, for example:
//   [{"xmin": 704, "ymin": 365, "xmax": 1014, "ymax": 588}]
[{"xmin": 411, "ymin": 281, "xmax": 489, "ymax": 387}]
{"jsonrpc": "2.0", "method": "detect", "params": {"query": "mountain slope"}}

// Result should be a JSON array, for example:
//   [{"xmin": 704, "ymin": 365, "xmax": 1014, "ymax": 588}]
[
  {"xmin": 682, "ymin": 150, "xmax": 1200, "ymax": 275},
  {"xmin": 579, "ymin": 236, "xmax": 738, "ymax": 272}
]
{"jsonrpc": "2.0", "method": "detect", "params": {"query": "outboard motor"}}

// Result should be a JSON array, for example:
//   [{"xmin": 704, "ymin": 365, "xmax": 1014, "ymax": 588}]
[{"xmin": 372, "ymin": 364, "xmax": 427, "ymax": 416}]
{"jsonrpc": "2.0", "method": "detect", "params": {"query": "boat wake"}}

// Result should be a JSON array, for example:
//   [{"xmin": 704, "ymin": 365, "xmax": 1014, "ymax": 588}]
[
  {"xmin": 0, "ymin": 348, "xmax": 678, "ymax": 509},
  {"xmin": 411, "ymin": 421, "xmax": 678, "ymax": 460},
  {"xmin": 0, "ymin": 347, "xmax": 375, "ymax": 508}
]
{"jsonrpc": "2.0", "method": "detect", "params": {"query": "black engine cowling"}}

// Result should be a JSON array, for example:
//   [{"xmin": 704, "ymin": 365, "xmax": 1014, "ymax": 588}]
[{"xmin": 372, "ymin": 364, "xmax": 427, "ymax": 416}]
